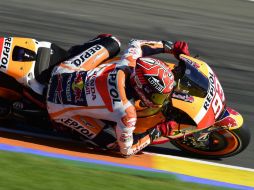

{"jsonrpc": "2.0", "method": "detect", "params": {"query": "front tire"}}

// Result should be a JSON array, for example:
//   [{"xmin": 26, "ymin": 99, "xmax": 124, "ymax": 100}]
[{"xmin": 170, "ymin": 124, "xmax": 250, "ymax": 158}]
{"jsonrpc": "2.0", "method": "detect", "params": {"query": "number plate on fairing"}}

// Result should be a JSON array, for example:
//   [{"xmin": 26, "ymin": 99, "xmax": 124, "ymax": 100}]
[{"xmin": 172, "ymin": 55, "xmax": 225, "ymax": 129}]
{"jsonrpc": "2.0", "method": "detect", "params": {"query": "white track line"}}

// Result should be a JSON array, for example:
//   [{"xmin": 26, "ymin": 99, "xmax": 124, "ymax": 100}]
[{"xmin": 144, "ymin": 152, "xmax": 254, "ymax": 172}]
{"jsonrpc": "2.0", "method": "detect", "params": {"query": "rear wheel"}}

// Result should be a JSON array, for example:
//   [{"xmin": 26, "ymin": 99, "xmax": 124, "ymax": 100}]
[{"xmin": 170, "ymin": 124, "xmax": 250, "ymax": 158}]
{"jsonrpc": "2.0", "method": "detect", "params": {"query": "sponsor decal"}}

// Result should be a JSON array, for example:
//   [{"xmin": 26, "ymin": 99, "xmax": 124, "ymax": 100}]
[
  {"xmin": 0, "ymin": 38, "xmax": 4, "ymax": 59},
  {"xmin": 54, "ymin": 74, "xmax": 63, "ymax": 104},
  {"xmin": 0, "ymin": 37, "xmax": 12, "ymax": 70},
  {"xmin": 108, "ymin": 71, "xmax": 121, "ymax": 104},
  {"xmin": 72, "ymin": 72, "xmax": 84, "ymax": 103},
  {"xmin": 48, "ymin": 72, "xmax": 88, "ymax": 106},
  {"xmin": 203, "ymin": 71, "xmax": 224, "ymax": 119},
  {"xmin": 66, "ymin": 75, "xmax": 72, "ymax": 102},
  {"xmin": 227, "ymin": 107, "xmax": 239, "ymax": 116},
  {"xmin": 216, "ymin": 116, "xmax": 238, "ymax": 128},
  {"xmin": 80, "ymin": 117, "xmax": 95, "ymax": 129},
  {"xmin": 85, "ymin": 71, "xmax": 97, "ymax": 100},
  {"xmin": 71, "ymin": 45, "xmax": 102, "ymax": 67},
  {"xmin": 203, "ymin": 72, "xmax": 215, "ymax": 110},
  {"xmin": 121, "ymin": 116, "xmax": 136, "ymax": 129},
  {"xmin": 181, "ymin": 57, "xmax": 200, "ymax": 68},
  {"xmin": 120, "ymin": 132, "xmax": 132, "ymax": 143},
  {"xmin": 131, "ymin": 140, "xmax": 150, "ymax": 155},
  {"xmin": 60, "ymin": 118, "xmax": 95, "ymax": 139},
  {"xmin": 172, "ymin": 92, "xmax": 194, "ymax": 103},
  {"xmin": 148, "ymin": 76, "xmax": 164, "ymax": 93}
]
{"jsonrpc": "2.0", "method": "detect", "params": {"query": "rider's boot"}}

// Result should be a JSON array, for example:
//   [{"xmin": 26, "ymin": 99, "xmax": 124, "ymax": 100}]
[{"xmin": 0, "ymin": 98, "xmax": 11, "ymax": 119}]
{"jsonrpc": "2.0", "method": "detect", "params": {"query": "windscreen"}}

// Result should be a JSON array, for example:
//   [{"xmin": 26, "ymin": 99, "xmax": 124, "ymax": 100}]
[{"xmin": 176, "ymin": 61, "xmax": 209, "ymax": 98}]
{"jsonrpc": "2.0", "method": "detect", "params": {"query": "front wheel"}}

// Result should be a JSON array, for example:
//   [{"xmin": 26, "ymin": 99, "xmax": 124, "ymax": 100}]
[{"xmin": 170, "ymin": 124, "xmax": 250, "ymax": 158}]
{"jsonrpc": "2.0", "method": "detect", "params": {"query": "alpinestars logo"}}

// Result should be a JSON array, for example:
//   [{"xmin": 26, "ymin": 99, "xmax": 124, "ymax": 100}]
[{"xmin": 148, "ymin": 77, "xmax": 164, "ymax": 92}]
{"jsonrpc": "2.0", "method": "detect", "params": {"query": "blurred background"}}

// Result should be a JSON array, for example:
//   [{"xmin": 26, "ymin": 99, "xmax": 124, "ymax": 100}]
[{"xmin": 0, "ymin": 0, "xmax": 254, "ymax": 169}]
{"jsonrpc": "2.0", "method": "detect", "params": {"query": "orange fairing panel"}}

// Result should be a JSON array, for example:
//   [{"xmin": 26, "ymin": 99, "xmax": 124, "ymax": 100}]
[
  {"xmin": 171, "ymin": 55, "xmax": 210, "ymax": 128},
  {"xmin": 0, "ymin": 37, "xmax": 36, "ymax": 80},
  {"xmin": 134, "ymin": 112, "xmax": 165, "ymax": 133},
  {"xmin": 172, "ymin": 55, "xmax": 225, "ymax": 129},
  {"xmin": 172, "ymin": 96, "xmax": 204, "ymax": 123}
]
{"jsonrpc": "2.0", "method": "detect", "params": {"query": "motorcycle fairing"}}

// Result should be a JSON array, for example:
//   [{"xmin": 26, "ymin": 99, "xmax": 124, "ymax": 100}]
[
  {"xmin": 215, "ymin": 107, "xmax": 243, "ymax": 130},
  {"xmin": 0, "ymin": 37, "xmax": 52, "ymax": 90},
  {"xmin": 0, "ymin": 37, "xmax": 37, "ymax": 81},
  {"xmin": 172, "ymin": 55, "xmax": 226, "ymax": 129}
]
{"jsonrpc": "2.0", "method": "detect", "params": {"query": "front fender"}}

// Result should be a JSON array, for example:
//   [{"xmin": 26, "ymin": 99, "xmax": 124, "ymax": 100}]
[{"xmin": 215, "ymin": 107, "xmax": 243, "ymax": 130}]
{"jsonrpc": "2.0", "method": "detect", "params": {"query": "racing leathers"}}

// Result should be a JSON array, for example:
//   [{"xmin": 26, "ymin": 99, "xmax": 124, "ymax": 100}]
[{"xmin": 46, "ymin": 35, "xmax": 174, "ymax": 156}]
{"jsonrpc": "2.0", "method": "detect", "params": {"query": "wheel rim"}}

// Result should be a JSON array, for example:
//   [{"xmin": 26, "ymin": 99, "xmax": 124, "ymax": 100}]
[{"xmin": 174, "ymin": 130, "xmax": 240, "ymax": 156}]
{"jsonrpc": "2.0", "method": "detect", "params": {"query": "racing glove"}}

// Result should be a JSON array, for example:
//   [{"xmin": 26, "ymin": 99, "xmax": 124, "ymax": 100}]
[
  {"xmin": 163, "ymin": 41, "xmax": 190, "ymax": 60},
  {"xmin": 148, "ymin": 120, "xmax": 178, "ymax": 141}
]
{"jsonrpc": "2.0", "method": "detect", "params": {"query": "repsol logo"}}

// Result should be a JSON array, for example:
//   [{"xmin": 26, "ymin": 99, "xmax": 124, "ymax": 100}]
[
  {"xmin": 71, "ymin": 45, "xmax": 102, "ymax": 67},
  {"xmin": 204, "ymin": 72, "xmax": 215, "ymax": 110},
  {"xmin": 60, "ymin": 118, "xmax": 95, "ymax": 139},
  {"xmin": 0, "ymin": 38, "xmax": 12, "ymax": 70},
  {"xmin": 108, "ymin": 71, "xmax": 121, "ymax": 104}
]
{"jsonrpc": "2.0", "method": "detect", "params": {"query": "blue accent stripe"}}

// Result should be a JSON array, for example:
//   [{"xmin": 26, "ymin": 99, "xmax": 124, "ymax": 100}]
[
  {"xmin": 0, "ymin": 144, "xmax": 167, "ymax": 173},
  {"xmin": 0, "ymin": 143, "xmax": 253, "ymax": 190}
]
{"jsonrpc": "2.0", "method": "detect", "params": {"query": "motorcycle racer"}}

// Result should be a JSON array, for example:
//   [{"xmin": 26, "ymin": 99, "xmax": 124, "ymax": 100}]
[{"xmin": 46, "ymin": 34, "xmax": 190, "ymax": 156}]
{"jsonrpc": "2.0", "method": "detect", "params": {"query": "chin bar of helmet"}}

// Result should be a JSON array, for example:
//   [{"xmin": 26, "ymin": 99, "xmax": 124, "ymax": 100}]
[{"xmin": 133, "ymin": 85, "xmax": 162, "ymax": 108}]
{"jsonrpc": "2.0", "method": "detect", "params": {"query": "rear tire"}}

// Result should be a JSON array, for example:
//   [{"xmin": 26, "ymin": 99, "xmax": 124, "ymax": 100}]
[
  {"xmin": 0, "ymin": 98, "xmax": 11, "ymax": 119},
  {"xmin": 170, "ymin": 124, "xmax": 251, "ymax": 158}
]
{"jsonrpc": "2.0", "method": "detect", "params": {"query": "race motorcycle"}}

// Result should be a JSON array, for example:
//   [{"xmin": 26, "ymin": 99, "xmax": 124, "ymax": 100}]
[{"xmin": 0, "ymin": 37, "xmax": 250, "ymax": 158}]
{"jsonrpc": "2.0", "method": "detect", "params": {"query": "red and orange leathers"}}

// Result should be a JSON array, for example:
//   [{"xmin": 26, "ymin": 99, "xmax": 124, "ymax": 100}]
[{"xmin": 47, "ymin": 37, "xmax": 171, "ymax": 156}]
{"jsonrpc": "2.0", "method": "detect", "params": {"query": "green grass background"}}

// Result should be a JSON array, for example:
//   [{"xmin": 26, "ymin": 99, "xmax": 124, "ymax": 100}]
[{"xmin": 0, "ymin": 150, "xmax": 234, "ymax": 190}]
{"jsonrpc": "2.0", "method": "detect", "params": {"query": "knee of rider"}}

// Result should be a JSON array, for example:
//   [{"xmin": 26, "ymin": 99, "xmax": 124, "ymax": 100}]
[{"xmin": 96, "ymin": 33, "xmax": 121, "ymax": 47}]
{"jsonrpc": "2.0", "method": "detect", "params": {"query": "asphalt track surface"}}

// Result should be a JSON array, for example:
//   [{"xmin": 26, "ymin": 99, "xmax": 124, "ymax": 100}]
[{"xmin": 0, "ymin": 0, "xmax": 253, "ymax": 169}]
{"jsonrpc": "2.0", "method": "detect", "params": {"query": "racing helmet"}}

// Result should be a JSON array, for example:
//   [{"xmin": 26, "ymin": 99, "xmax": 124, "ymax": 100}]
[{"xmin": 130, "ymin": 57, "xmax": 174, "ymax": 107}]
